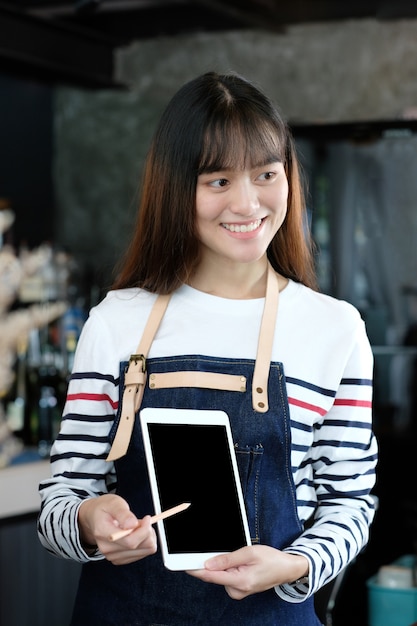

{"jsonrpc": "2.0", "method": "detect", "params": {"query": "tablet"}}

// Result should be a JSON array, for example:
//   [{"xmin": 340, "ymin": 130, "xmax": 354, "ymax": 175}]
[{"xmin": 140, "ymin": 407, "xmax": 251, "ymax": 571}]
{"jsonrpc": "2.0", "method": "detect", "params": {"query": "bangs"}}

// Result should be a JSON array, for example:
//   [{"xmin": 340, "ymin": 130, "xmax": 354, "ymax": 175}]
[{"xmin": 197, "ymin": 114, "xmax": 286, "ymax": 174}]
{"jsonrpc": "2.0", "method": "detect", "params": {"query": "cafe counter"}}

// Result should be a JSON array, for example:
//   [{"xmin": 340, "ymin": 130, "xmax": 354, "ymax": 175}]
[
  {"xmin": 0, "ymin": 458, "xmax": 49, "ymax": 519},
  {"xmin": 0, "ymin": 458, "xmax": 81, "ymax": 625}
]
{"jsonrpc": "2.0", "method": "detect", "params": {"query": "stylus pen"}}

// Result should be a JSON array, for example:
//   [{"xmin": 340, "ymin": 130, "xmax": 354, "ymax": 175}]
[{"xmin": 109, "ymin": 502, "xmax": 191, "ymax": 541}]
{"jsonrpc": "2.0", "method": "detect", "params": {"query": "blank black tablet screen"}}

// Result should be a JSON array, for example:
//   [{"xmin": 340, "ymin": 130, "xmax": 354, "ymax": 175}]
[{"xmin": 147, "ymin": 422, "xmax": 247, "ymax": 553}]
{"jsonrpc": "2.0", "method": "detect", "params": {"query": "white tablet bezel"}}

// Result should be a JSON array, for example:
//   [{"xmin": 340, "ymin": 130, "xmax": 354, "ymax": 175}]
[{"xmin": 140, "ymin": 407, "xmax": 251, "ymax": 571}]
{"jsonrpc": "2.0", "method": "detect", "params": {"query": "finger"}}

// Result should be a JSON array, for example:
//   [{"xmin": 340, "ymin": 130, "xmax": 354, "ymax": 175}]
[
  {"xmin": 109, "ymin": 525, "xmax": 140, "ymax": 541},
  {"xmin": 225, "ymin": 585, "xmax": 248, "ymax": 601},
  {"xmin": 102, "ymin": 525, "xmax": 157, "ymax": 563},
  {"xmin": 108, "ymin": 542, "xmax": 157, "ymax": 566},
  {"xmin": 106, "ymin": 501, "xmax": 139, "ymax": 535},
  {"xmin": 187, "ymin": 567, "xmax": 237, "ymax": 585},
  {"xmin": 205, "ymin": 548, "xmax": 249, "ymax": 571},
  {"xmin": 108, "ymin": 516, "xmax": 152, "ymax": 543},
  {"xmin": 109, "ymin": 502, "xmax": 188, "ymax": 541}
]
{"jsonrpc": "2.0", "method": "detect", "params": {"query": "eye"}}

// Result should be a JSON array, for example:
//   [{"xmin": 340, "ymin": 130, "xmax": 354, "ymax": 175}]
[
  {"xmin": 256, "ymin": 161, "xmax": 285, "ymax": 181},
  {"xmin": 210, "ymin": 178, "xmax": 229, "ymax": 188},
  {"xmin": 258, "ymin": 171, "xmax": 276, "ymax": 181}
]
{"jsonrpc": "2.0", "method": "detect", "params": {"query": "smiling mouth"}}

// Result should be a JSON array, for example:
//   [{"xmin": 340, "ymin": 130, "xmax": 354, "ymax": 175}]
[{"xmin": 221, "ymin": 219, "xmax": 263, "ymax": 233}]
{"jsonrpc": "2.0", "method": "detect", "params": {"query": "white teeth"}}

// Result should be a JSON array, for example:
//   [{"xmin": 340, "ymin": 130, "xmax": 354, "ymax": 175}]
[{"xmin": 222, "ymin": 219, "xmax": 262, "ymax": 233}]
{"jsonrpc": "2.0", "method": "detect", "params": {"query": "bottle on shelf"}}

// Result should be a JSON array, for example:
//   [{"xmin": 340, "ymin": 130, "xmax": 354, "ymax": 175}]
[
  {"xmin": 4, "ymin": 240, "xmax": 89, "ymax": 456},
  {"xmin": 5, "ymin": 337, "xmax": 28, "ymax": 435}
]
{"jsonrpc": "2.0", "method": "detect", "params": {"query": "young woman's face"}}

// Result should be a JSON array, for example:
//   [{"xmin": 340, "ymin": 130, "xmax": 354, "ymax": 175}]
[{"xmin": 195, "ymin": 161, "xmax": 288, "ymax": 267}]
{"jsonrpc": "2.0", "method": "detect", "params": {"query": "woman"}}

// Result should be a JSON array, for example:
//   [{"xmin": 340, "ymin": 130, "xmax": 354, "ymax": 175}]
[{"xmin": 38, "ymin": 71, "xmax": 377, "ymax": 625}]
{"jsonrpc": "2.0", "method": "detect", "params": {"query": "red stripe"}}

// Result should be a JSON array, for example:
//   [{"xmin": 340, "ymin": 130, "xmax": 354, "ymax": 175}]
[
  {"xmin": 288, "ymin": 397, "xmax": 327, "ymax": 416},
  {"xmin": 334, "ymin": 398, "xmax": 372, "ymax": 408},
  {"xmin": 67, "ymin": 393, "xmax": 118, "ymax": 410},
  {"xmin": 289, "ymin": 396, "xmax": 372, "ymax": 415}
]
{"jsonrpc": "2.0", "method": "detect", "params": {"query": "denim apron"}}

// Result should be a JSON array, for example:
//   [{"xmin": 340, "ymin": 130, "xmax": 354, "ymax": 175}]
[{"xmin": 71, "ymin": 269, "xmax": 322, "ymax": 626}]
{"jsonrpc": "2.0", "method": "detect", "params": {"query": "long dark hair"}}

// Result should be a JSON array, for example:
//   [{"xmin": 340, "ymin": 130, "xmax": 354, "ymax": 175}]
[{"xmin": 113, "ymin": 71, "xmax": 317, "ymax": 293}]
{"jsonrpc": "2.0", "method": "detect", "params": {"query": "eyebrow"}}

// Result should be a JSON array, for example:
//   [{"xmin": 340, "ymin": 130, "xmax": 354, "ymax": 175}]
[{"xmin": 199, "ymin": 159, "xmax": 283, "ymax": 174}]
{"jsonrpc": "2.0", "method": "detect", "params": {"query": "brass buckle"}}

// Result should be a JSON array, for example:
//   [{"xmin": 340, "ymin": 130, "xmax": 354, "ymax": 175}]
[{"xmin": 126, "ymin": 353, "xmax": 146, "ymax": 373}]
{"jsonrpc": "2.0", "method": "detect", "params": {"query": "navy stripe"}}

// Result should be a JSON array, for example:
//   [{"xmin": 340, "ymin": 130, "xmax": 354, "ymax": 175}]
[
  {"xmin": 56, "ymin": 434, "xmax": 110, "ymax": 443},
  {"xmin": 316, "ymin": 471, "xmax": 372, "ymax": 481},
  {"xmin": 316, "ymin": 419, "xmax": 372, "ymax": 430},
  {"xmin": 341, "ymin": 377, "xmax": 372, "ymax": 386},
  {"xmin": 294, "ymin": 477, "xmax": 315, "ymax": 488},
  {"xmin": 70, "ymin": 371, "xmax": 119, "ymax": 385},
  {"xmin": 296, "ymin": 499, "xmax": 317, "ymax": 508},
  {"xmin": 58, "ymin": 471, "xmax": 105, "ymax": 480},
  {"xmin": 62, "ymin": 413, "xmax": 115, "ymax": 422},
  {"xmin": 312, "ymin": 439, "xmax": 373, "ymax": 450},
  {"xmin": 285, "ymin": 376, "xmax": 336, "ymax": 397},
  {"xmin": 50, "ymin": 451, "xmax": 109, "ymax": 462},
  {"xmin": 290, "ymin": 419, "xmax": 313, "ymax": 433},
  {"xmin": 308, "ymin": 452, "xmax": 377, "ymax": 467},
  {"xmin": 318, "ymin": 489, "xmax": 373, "ymax": 501},
  {"xmin": 292, "ymin": 443, "xmax": 310, "ymax": 452}
]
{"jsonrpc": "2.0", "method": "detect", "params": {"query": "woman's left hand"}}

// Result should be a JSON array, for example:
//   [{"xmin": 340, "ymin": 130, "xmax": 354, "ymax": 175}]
[{"xmin": 187, "ymin": 545, "xmax": 308, "ymax": 599}]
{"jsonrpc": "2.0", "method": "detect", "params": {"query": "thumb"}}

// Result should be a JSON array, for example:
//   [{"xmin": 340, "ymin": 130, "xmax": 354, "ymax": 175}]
[{"xmin": 205, "ymin": 548, "xmax": 248, "ymax": 571}]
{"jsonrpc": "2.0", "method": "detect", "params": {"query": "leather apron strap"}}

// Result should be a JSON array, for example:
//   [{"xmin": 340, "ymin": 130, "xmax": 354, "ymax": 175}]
[
  {"xmin": 107, "ymin": 265, "xmax": 280, "ymax": 461},
  {"xmin": 252, "ymin": 263, "xmax": 280, "ymax": 412},
  {"xmin": 106, "ymin": 294, "xmax": 170, "ymax": 461}
]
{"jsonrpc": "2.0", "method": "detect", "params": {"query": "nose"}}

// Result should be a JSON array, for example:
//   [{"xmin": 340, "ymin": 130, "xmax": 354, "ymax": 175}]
[{"xmin": 229, "ymin": 179, "xmax": 260, "ymax": 216}]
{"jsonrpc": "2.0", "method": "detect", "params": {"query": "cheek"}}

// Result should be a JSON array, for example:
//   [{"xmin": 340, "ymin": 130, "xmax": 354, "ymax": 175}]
[
  {"xmin": 270, "ymin": 186, "xmax": 288, "ymax": 231},
  {"xmin": 194, "ymin": 195, "xmax": 214, "ymax": 241},
  {"xmin": 280, "ymin": 180, "xmax": 289, "ymax": 205},
  {"xmin": 195, "ymin": 190, "xmax": 210, "ymax": 221},
  {"xmin": 272, "ymin": 185, "xmax": 288, "ymax": 216},
  {"xmin": 277, "ymin": 187, "xmax": 287, "ymax": 206},
  {"xmin": 195, "ymin": 192, "xmax": 220, "ymax": 225}
]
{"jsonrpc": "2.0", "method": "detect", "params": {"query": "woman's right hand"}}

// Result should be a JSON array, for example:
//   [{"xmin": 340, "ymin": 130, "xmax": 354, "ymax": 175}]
[{"xmin": 78, "ymin": 494, "xmax": 157, "ymax": 565}]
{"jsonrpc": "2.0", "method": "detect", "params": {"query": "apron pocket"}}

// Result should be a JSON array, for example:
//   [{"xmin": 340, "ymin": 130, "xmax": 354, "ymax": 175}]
[{"xmin": 234, "ymin": 443, "xmax": 264, "ymax": 544}]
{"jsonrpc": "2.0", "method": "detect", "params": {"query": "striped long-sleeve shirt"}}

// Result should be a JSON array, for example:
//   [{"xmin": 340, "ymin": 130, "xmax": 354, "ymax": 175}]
[{"xmin": 38, "ymin": 279, "xmax": 378, "ymax": 602}]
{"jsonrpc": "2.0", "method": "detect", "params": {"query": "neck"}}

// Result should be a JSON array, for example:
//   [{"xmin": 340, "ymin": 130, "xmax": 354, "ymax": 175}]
[{"xmin": 189, "ymin": 259, "xmax": 286, "ymax": 299}]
